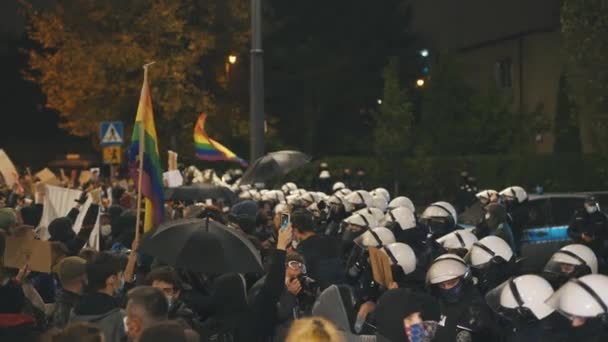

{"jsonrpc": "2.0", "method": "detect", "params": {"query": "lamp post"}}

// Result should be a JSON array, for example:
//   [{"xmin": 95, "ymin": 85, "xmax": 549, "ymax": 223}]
[{"xmin": 250, "ymin": 0, "xmax": 265, "ymax": 161}]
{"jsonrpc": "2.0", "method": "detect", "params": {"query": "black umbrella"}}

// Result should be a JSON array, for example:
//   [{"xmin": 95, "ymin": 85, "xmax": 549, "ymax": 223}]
[
  {"xmin": 139, "ymin": 218, "xmax": 263, "ymax": 274},
  {"xmin": 240, "ymin": 150, "xmax": 311, "ymax": 185},
  {"xmin": 164, "ymin": 183, "xmax": 236, "ymax": 204}
]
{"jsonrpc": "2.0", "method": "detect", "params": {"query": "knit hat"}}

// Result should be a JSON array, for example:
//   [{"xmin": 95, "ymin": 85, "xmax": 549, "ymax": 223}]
[
  {"xmin": 56, "ymin": 256, "xmax": 87, "ymax": 284},
  {"xmin": 229, "ymin": 200, "xmax": 258, "ymax": 234},
  {"xmin": 0, "ymin": 208, "xmax": 17, "ymax": 230}
]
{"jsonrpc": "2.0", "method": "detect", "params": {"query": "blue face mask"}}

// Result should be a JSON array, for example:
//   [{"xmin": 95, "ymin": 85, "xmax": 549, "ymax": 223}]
[
  {"xmin": 405, "ymin": 322, "xmax": 437, "ymax": 342},
  {"xmin": 439, "ymin": 280, "xmax": 464, "ymax": 304}
]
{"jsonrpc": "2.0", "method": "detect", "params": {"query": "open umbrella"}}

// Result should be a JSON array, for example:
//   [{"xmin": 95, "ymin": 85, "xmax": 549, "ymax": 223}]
[
  {"xmin": 164, "ymin": 183, "xmax": 236, "ymax": 204},
  {"xmin": 240, "ymin": 150, "xmax": 311, "ymax": 185},
  {"xmin": 139, "ymin": 218, "xmax": 262, "ymax": 274}
]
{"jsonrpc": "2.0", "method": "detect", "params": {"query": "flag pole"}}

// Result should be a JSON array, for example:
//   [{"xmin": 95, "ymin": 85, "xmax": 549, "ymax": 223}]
[{"xmin": 135, "ymin": 61, "xmax": 155, "ymax": 242}]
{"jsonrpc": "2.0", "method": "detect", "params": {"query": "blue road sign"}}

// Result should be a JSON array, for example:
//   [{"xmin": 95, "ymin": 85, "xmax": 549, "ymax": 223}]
[{"xmin": 100, "ymin": 121, "xmax": 124, "ymax": 146}]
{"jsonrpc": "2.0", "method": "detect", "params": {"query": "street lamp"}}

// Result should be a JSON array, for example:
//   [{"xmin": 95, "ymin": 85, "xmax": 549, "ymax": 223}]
[
  {"xmin": 228, "ymin": 55, "xmax": 237, "ymax": 64},
  {"xmin": 416, "ymin": 79, "xmax": 425, "ymax": 87},
  {"xmin": 377, "ymin": 99, "xmax": 382, "ymax": 105},
  {"xmin": 419, "ymin": 49, "xmax": 429, "ymax": 57}
]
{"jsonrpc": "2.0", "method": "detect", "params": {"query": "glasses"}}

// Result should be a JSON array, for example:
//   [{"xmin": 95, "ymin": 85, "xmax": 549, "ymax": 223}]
[{"xmin": 287, "ymin": 261, "xmax": 306, "ymax": 274}]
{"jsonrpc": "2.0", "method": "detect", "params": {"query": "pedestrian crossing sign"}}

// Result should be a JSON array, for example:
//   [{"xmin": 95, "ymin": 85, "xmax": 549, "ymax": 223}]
[{"xmin": 100, "ymin": 121, "xmax": 124, "ymax": 146}]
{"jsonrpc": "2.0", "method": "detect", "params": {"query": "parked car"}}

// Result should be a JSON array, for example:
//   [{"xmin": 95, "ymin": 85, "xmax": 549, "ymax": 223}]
[{"xmin": 458, "ymin": 192, "xmax": 607, "ymax": 272}]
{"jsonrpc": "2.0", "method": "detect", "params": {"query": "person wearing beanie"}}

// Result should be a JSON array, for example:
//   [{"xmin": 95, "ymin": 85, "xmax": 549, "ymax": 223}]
[
  {"xmin": 50, "ymin": 256, "xmax": 87, "ymax": 328},
  {"xmin": 228, "ymin": 200, "xmax": 258, "ymax": 235}
]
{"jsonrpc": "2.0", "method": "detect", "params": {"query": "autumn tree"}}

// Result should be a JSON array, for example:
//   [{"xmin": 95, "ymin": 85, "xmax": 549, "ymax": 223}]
[{"xmin": 24, "ymin": 0, "xmax": 248, "ymax": 162}]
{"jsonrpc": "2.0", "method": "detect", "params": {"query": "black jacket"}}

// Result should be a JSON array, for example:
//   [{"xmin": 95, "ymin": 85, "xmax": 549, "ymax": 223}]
[
  {"xmin": 296, "ymin": 234, "xmax": 344, "ymax": 289},
  {"xmin": 433, "ymin": 282, "xmax": 500, "ymax": 342},
  {"xmin": 568, "ymin": 209, "xmax": 608, "ymax": 255},
  {"xmin": 199, "ymin": 250, "xmax": 287, "ymax": 342},
  {"xmin": 71, "ymin": 292, "xmax": 126, "ymax": 342}
]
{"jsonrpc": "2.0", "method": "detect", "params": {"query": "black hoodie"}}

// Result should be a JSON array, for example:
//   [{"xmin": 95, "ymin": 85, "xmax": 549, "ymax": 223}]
[{"xmin": 71, "ymin": 292, "xmax": 126, "ymax": 342}]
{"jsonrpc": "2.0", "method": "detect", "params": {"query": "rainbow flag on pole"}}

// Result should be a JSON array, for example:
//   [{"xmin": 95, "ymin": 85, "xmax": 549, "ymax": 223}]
[
  {"xmin": 194, "ymin": 113, "xmax": 248, "ymax": 167},
  {"xmin": 129, "ymin": 67, "xmax": 164, "ymax": 232}
]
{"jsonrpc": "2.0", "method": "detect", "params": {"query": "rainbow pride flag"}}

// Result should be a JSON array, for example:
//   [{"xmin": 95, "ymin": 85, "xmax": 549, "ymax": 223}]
[
  {"xmin": 129, "ymin": 67, "xmax": 164, "ymax": 232},
  {"xmin": 194, "ymin": 113, "xmax": 248, "ymax": 167}
]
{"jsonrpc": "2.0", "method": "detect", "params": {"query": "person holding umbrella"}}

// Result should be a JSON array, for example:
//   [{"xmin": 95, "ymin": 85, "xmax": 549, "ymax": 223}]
[{"xmin": 198, "ymin": 224, "xmax": 294, "ymax": 342}]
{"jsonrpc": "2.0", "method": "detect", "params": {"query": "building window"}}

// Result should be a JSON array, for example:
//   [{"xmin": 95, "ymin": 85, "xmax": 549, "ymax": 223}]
[{"xmin": 495, "ymin": 58, "xmax": 512, "ymax": 88}]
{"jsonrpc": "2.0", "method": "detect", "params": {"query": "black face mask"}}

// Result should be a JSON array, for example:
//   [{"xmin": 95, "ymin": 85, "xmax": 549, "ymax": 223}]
[{"xmin": 438, "ymin": 279, "xmax": 464, "ymax": 304}]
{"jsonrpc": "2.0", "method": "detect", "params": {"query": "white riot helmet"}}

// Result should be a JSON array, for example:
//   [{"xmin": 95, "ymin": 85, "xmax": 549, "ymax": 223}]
[
  {"xmin": 382, "ymin": 242, "xmax": 416, "ymax": 275},
  {"xmin": 371, "ymin": 188, "xmax": 390, "ymax": 202},
  {"xmin": 420, "ymin": 201, "xmax": 457, "ymax": 225},
  {"xmin": 327, "ymin": 194, "xmax": 345, "ymax": 207},
  {"xmin": 344, "ymin": 190, "xmax": 373, "ymax": 213},
  {"xmin": 465, "ymin": 236, "xmax": 514, "ymax": 268},
  {"xmin": 420, "ymin": 201, "xmax": 458, "ymax": 238},
  {"xmin": 546, "ymin": 274, "xmax": 608, "ymax": 323},
  {"xmin": 299, "ymin": 192, "xmax": 319, "ymax": 207},
  {"xmin": 499, "ymin": 186, "xmax": 528, "ymax": 204},
  {"xmin": 319, "ymin": 170, "xmax": 331, "ymax": 179},
  {"xmin": 384, "ymin": 207, "xmax": 417, "ymax": 231},
  {"xmin": 291, "ymin": 189, "xmax": 307, "ymax": 196},
  {"xmin": 336, "ymin": 188, "xmax": 352, "ymax": 197},
  {"xmin": 544, "ymin": 244, "xmax": 598, "ymax": 279},
  {"xmin": 436, "ymin": 230, "xmax": 478, "ymax": 256},
  {"xmin": 387, "ymin": 196, "xmax": 415, "ymax": 213},
  {"xmin": 486, "ymin": 275, "xmax": 555, "ymax": 321},
  {"xmin": 344, "ymin": 212, "xmax": 378, "ymax": 229},
  {"xmin": 239, "ymin": 189, "xmax": 261, "ymax": 201},
  {"xmin": 332, "ymin": 182, "xmax": 346, "ymax": 192},
  {"xmin": 262, "ymin": 190, "xmax": 285, "ymax": 204},
  {"xmin": 355, "ymin": 207, "xmax": 385, "ymax": 224},
  {"xmin": 274, "ymin": 203, "xmax": 289, "ymax": 215},
  {"xmin": 476, "ymin": 189, "xmax": 498, "ymax": 205},
  {"xmin": 281, "ymin": 182, "xmax": 298, "ymax": 195},
  {"xmin": 371, "ymin": 194, "xmax": 389, "ymax": 213},
  {"xmin": 357, "ymin": 227, "xmax": 396, "ymax": 247},
  {"xmin": 426, "ymin": 254, "xmax": 470, "ymax": 285}
]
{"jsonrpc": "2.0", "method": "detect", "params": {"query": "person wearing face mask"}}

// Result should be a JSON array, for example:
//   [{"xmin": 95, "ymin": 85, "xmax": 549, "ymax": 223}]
[
  {"xmin": 567, "ymin": 196, "xmax": 608, "ymax": 263},
  {"xmin": 426, "ymin": 254, "xmax": 500, "ymax": 341},
  {"xmin": 485, "ymin": 274, "xmax": 563, "ymax": 342},
  {"xmin": 50, "ymin": 256, "xmax": 88, "ymax": 328},
  {"xmin": 545, "ymin": 274, "xmax": 608, "ymax": 342},
  {"xmin": 70, "ymin": 251, "xmax": 128, "ymax": 342},
  {"xmin": 542, "ymin": 244, "xmax": 598, "ymax": 289},
  {"xmin": 473, "ymin": 203, "xmax": 516, "ymax": 252},
  {"xmin": 292, "ymin": 209, "xmax": 344, "ymax": 290},
  {"xmin": 145, "ymin": 267, "xmax": 201, "ymax": 332}
]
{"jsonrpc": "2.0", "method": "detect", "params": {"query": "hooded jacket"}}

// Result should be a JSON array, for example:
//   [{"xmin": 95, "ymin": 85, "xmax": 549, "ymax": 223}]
[
  {"xmin": 70, "ymin": 292, "xmax": 126, "ymax": 342},
  {"xmin": 50, "ymin": 288, "xmax": 81, "ymax": 328}
]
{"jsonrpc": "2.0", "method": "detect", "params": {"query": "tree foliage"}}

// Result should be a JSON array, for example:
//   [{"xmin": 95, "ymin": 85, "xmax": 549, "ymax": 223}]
[
  {"xmin": 373, "ymin": 58, "xmax": 414, "ymax": 160},
  {"xmin": 416, "ymin": 58, "xmax": 542, "ymax": 155},
  {"xmin": 554, "ymin": 73, "xmax": 581, "ymax": 154},
  {"xmin": 561, "ymin": 0, "xmax": 608, "ymax": 151},
  {"xmin": 24, "ymin": 0, "xmax": 248, "ymax": 157}
]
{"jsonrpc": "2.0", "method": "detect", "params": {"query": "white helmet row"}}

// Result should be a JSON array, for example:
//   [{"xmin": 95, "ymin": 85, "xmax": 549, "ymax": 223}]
[
  {"xmin": 343, "ymin": 190, "xmax": 374, "ymax": 213},
  {"xmin": 274, "ymin": 203, "xmax": 289, "ymax": 215},
  {"xmin": 332, "ymin": 182, "xmax": 346, "ymax": 192},
  {"xmin": 281, "ymin": 182, "xmax": 298, "ymax": 195},
  {"xmin": 426, "ymin": 254, "xmax": 470, "ymax": 285},
  {"xmin": 465, "ymin": 236, "xmax": 514, "ymax": 267},
  {"xmin": 387, "ymin": 196, "xmax": 415, "ymax": 213},
  {"xmin": 371, "ymin": 188, "xmax": 390, "ymax": 202},
  {"xmin": 355, "ymin": 207, "xmax": 385, "ymax": 224},
  {"xmin": 261, "ymin": 190, "xmax": 286, "ymax": 204},
  {"xmin": 357, "ymin": 227, "xmax": 396, "ymax": 248},
  {"xmin": 547, "ymin": 274, "xmax": 608, "ymax": 320},
  {"xmin": 486, "ymin": 275, "xmax": 555, "ymax": 321},
  {"xmin": 382, "ymin": 242, "xmax": 416, "ymax": 275},
  {"xmin": 436, "ymin": 229, "xmax": 478, "ymax": 253},
  {"xmin": 384, "ymin": 207, "xmax": 417, "ymax": 231},
  {"xmin": 344, "ymin": 212, "xmax": 378, "ymax": 229},
  {"xmin": 499, "ymin": 186, "xmax": 528, "ymax": 204},
  {"xmin": 371, "ymin": 195, "xmax": 389, "ymax": 212},
  {"xmin": 420, "ymin": 201, "xmax": 457, "ymax": 225},
  {"xmin": 544, "ymin": 244, "xmax": 598, "ymax": 276}
]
